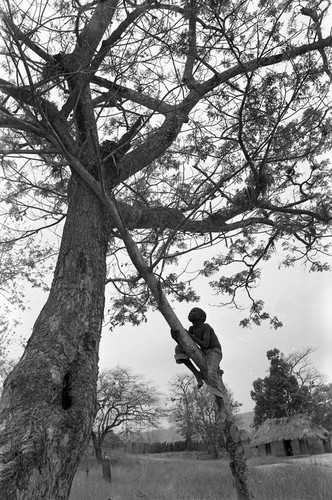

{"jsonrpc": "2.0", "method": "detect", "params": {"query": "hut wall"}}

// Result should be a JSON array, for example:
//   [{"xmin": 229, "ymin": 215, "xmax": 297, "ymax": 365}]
[
  {"xmin": 271, "ymin": 440, "xmax": 286, "ymax": 457},
  {"xmin": 299, "ymin": 438, "xmax": 309, "ymax": 455},
  {"xmin": 247, "ymin": 445, "xmax": 258, "ymax": 458},
  {"xmin": 290, "ymin": 439, "xmax": 301, "ymax": 456},
  {"xmin": 256, "ymin": 444, "xmax": 266, "ymax": 456},
  {"xmin": 307, "ymin": 437, "xmax": 324, "ymax": 454},
  {"xmin": 243, "ymin": 439, "xmax": 257, "ymax": 458},
  {"xmin": 257, "ymin": 438, "xmax": 328, "ymax": 457},
  {"xmin": 324, "ymin": 439, "xmax": 332, "ymax": 453}
]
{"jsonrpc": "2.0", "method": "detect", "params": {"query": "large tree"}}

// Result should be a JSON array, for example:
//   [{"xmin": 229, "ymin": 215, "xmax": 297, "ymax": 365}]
[{"xmin": 0, "ymin": 0, "xmax": 332, "ymax": 498}]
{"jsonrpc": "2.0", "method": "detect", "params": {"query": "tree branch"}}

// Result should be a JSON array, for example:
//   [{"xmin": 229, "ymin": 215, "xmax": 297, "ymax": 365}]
[
  {"xmin": 0, "ymin": 11, "xmax": 52, "ymax": 62},
  {"xmin": 301, "ymin": 6, "xmax": 332, "ymax": 80},
  {"xmin": 92, "ymin": 76, "xmax": 174, "ymax": 115},
  {"xmin": 75, "ymin": 0, "xmax": 119, "ymax": 63},
  {"xmin": 182, "ymin": 0, "xmax": 197, "ymax": 86},
  {"xmin": 0, "ymin": 78, "xmax": 76, "ymax": 152},
  {"xmin": 117, "ymin": 35, "xmax": 332, "ymax": 179},
  {"xmin": 119, "ymin": 112, "xmax": 188, "ymax": 182},
  {"xmin": 0, "ymin": 111, "xmax": 47, "ymax": 137},
  {"xmin": 203, "ymin": 35, "xmax": 332, "ymax": 93},
  {"xmin": 88, "ymin": 1, "xmax": 152, "ymax": 75}
]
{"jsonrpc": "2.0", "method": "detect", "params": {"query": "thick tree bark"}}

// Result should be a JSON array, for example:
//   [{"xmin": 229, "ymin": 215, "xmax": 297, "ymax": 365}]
[
  {"xmin": 0, "ymin": 174, "xmax": 108, "ymax": 499},
  {"xmin": 216, "ymin": 378, "xmax": 253, "ymax": 500}
]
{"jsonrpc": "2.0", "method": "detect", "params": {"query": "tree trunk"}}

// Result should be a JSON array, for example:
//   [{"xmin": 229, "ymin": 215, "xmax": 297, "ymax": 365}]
[
  {"xmin": 208, "ymin": 442, "xmax": 219, "ymax": 460},
  {"xmin": 184, "ymin": 431, "xmax": 193, "ymax": 451},
  {"xmin": 215, "ymin": 379, "xmax": 253, "ymax": 500},
  {"xmin": 91, "ymin": 431, "xmax": 104, "ymax": 463},
  {"xmin": 102, "ymin": 458, "xmax": 112, "ymax": 483},
  {"xmin": 0, "ymin": 174, "xmax": 108, "ymax": 499}
]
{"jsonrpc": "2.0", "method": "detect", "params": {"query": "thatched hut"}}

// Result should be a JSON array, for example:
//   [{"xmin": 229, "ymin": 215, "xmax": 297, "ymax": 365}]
[{"xmin": 250, "ymin": 415, "xmax": 331, "ymax": 457}]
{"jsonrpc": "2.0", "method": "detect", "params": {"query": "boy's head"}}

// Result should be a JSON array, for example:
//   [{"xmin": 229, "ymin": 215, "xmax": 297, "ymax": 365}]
[{"xmin": 188, "ymin": 307, "xmax": 206, "ymax": 323}]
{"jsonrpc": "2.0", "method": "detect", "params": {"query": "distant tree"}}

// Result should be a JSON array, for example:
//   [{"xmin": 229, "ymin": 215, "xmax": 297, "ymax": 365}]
[
  {"xmin": 168, "ymin": 374, "xmax": 196, "ymax": 451},
  {"xmin": 251, "ymin": 349, "xmax": 308, "ymax": 427},
  {"xmin": 309, "ymin": 382, "xmax": 332, "ymax": 432},
  {"xmin": 92, "ymin": 366, "xmax": 164, "ymax": 462},
  {"xmin": 251, "ymin": 347, "xmax": 332, "ymax": 429},
  {"xmin": 286, "ymin": 346, "xmax": 324, "ymax": 390},
  {"xmin": 285, "ymin": 347, "xmax": 332, "ymax": 431},
  {"xmin": 169, "ymin": 374, "xmax": 241, "ymax": 459}
]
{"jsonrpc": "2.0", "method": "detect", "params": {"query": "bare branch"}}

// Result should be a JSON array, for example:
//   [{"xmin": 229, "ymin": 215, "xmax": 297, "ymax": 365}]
[
  {"xmin": 182, "ymin": 0, "xmax": 197, "ymax": 86},
  {"xmin": 92, "ymin": 76, "xmax": 174, "ymax": 115},
  {"xmin": 75, "ymin": 0, "xmax": 119, "ymax": 63},
  {"xmin": 0, "ymin": 11, "xmax": 52, "ymax": 62}
]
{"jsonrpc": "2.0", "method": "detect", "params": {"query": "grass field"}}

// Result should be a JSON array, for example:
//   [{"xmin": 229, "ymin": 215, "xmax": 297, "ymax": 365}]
[{"xmin": 69, "ymin": 451, "xmax": 332, "ymax": 500}]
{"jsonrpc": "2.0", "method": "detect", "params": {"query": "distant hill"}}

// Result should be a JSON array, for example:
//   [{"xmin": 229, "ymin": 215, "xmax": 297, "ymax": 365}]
[
  {"xmin": 236, "ymin": 411, "xmax": 255, "ymax": 436},
  {"xmin": 135, "ymin": 411, "xmax": 255, "ymax": 443},
  {"xmin": 131, "ymin": 428, "xmax": 182, "ymax": 443}
]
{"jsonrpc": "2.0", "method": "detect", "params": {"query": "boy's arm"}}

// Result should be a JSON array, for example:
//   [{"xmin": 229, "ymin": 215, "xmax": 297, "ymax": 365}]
[{"xmin": 190, "ymin": 325, "xmax": 211, "ymax": 349}]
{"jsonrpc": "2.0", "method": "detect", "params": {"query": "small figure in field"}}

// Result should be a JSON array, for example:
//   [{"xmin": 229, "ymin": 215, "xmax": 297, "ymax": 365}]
[{"xmin": 171, "ymin": 307, "xmax": 222, "ymax": 388}]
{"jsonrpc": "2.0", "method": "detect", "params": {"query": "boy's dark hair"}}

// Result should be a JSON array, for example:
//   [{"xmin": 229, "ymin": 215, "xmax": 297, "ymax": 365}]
[{"xmin": 189, "ymin": 307, "xmax": 207, "ymax": 322}]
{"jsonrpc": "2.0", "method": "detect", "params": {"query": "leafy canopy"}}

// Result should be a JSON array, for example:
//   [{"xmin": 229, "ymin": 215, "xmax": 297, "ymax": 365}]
[{"xmin": 1, "ymin": 0, "xmax": 332, "ymax": 327}]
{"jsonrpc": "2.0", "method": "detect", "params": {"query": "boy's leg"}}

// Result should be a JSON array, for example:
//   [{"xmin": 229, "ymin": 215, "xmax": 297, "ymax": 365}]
[
  {"xmin": 205, "ymin": 348, "xmax": 222, "ymax": 385},
  {"xmin": 174, "ymin": 344, "xmax": 203, "ymax": 388}
]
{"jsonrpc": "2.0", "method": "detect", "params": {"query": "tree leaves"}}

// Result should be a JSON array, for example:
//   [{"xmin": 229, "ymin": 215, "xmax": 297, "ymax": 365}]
[
  {"xmin": 251, "ymin": 348, "xmax": 309, "ymax": 427},
  {"xmin": 251, "ymin": 347, "xmax": 331, "ymax": 428},
  {"xmin": 1, "ymin": 0, "xmax": 332, "ymax": 326}
]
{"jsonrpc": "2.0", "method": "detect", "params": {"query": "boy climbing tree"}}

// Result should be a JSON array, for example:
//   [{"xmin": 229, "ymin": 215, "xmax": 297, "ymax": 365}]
[{"xmin": 171, "ymin": 307, "xmax": 223, "ymax": 391}]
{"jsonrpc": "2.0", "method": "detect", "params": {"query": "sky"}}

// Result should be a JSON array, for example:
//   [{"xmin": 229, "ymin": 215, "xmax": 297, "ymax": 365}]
[
  {"xmin": 97, "ymin": 258, "xmax": 332, "ymax": 413},
  {"xmin": 13, "ymin": 250, "xmax": 332, "ymax": 415}
]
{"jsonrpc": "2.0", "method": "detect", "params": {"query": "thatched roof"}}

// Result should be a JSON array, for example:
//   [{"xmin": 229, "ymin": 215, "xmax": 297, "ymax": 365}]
[{"xmin": 250, "ymin": 415, "xmax": 329, "ymax": 447}]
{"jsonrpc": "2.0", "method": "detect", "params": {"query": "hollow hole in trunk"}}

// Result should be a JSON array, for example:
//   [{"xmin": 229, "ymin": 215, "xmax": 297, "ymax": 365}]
[{"xmin": 62, "ymin": 372, "xmax": 72, "ymax": 410}]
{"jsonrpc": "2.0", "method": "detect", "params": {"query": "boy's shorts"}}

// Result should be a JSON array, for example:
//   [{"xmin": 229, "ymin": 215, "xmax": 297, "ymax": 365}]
[
  {"xmin": 174, "ymin": 345, "xmax": 222, "ymax": 364},
  {"xmin": 174, "ymin": 344, "xmax": 189, "ymax": 363}
]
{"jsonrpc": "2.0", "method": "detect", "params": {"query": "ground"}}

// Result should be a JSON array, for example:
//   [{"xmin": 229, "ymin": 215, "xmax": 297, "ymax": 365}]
[
  {"xmin": 71, "ymin": 451, "xmax": 332, "ymax": 500},
  {"xmin": 254, "ymin": 453, "xmax": 332, "ymax": 470}
]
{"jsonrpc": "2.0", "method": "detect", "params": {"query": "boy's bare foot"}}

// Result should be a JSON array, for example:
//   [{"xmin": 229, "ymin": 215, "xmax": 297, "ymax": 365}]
[
  {"xmin": 206, "ymin": 385, "xmax": 223, "ymax": 397},
  {"xmin": 196, "ymin": 373, "xmax": 203, "ymax": 388}
]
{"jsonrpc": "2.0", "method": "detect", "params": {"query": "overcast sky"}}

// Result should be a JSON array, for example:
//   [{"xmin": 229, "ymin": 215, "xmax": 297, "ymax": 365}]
[
  {"xmin": 98, "ymin": 260, "xmax": 332, "ymax": 413},
  {"xmin": 12, "ymin": 249, "xmax": 332, "ymax": 415}
]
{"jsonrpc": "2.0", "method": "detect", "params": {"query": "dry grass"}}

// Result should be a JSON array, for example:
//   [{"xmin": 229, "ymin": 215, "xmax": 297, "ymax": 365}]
[{"xmin": 69, "ymin": 452, "xmax": 332, "ymax": 500}]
